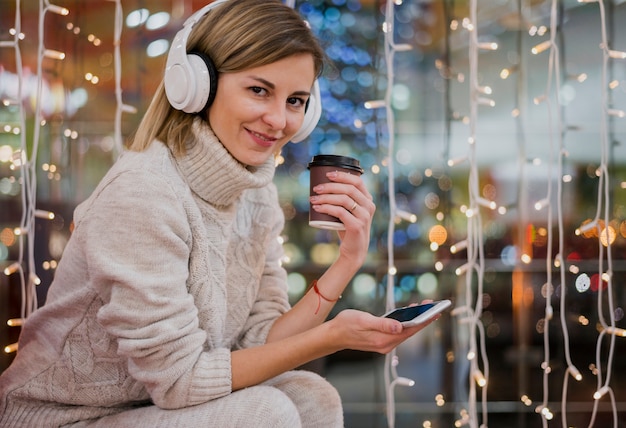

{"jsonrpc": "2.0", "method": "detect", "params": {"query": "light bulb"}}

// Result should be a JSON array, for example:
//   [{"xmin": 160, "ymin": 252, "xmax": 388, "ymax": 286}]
[
  {"xmin": 34, "ymin": 209, "xmax": 55, "ymax": 220},
  {"xmin": 4, "ymin": 343, "xmax": 18, "ymax": 353},
  {"xmin": 47, "ymin": 4, "xmax": 69, "ymax": 15},
  {"xmin": 534, "ymin": 198, "xmax": 549, "ymax": 211},
  {"xmin": 531, "ymin": 40, "xmax": 551, "ymax": 55},
  {"xmin": 7, "ymin": 318, "xmax": 24, "ymax": 327},
  {"xmin": 364, "ymin": 100, "xmax": 385, "ymax": 109},
  {"xmin": 455, "ymin": 263, "xmax": 471, "ymax": 276},
  {"xmin": 43, "ymin": 49, "xmax": 66, "ymax": 60},
  {"xmin": 476, "ymin": 197, "xmax": 497, "ymax": 210},
  {"xmin": 605, "ymin": 326, "xmax": 626, "ymax": 337},
  {"xmin": 451, "ymin": 240, "xmax": 468, "ymax": 254},
  {"xmin": 393, "ymin": 377, "xmax": 415, "ymax": 387},
  {"xmin": 593, "ymin": 386, "xmax": 609, "ymax": 400},
  {"xmin": 608, "ymin": 50, "xmax": 626, "ymax": 59},
  {"xmin": 3, "ymin": 262, "xmax": 20, "ymax": 276},
  {"xmin": 567, "ymin": 365, "xmax": 582, "ymax": 381},
  {"xmin": 473, "ymin": 370, "xmax": 487, "ymax": 387}
]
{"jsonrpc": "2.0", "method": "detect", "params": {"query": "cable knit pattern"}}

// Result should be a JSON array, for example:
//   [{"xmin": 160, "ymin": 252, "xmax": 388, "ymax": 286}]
[{"xmin": 0, "ymin": 119, "xmax": 302, "ymax": 427}]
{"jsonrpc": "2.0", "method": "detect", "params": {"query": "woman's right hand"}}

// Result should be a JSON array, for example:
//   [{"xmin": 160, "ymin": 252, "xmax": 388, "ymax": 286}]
[
  {"xmin": 231, "ymin": 307, "xmax": 439, "ymax": 391},
  {"xmin": 325, "ymin": 309, "xmax": 440, "ymax": 355}
]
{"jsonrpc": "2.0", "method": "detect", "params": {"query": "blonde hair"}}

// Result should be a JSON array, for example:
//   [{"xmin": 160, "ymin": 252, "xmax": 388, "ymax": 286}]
[{"xmin": 129, "ymin": 0, "xmax": 326, "ymax": 155}]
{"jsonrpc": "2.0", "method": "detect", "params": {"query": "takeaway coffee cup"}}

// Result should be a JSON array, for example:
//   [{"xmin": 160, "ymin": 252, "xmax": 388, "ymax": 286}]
[{"xmin": 308, "ymin": 154, "xmax": 364, "ymax": 230}]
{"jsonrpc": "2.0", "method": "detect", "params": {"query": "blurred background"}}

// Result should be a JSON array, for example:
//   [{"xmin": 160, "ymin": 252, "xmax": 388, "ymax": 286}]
[{"xmin": 1, "ymin": 0, "xmax": 626, "ymax": 427}]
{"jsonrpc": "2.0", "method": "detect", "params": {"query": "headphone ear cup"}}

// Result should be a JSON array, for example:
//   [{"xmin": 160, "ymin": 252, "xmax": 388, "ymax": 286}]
[
  {"xmin": 164, "ymin": 52, "xmax": 217, "ymax": 114},
  {"xmin": 185, "ymin": 52, "xmax": 218, "ymax": 113},
  {"xmin": 164, "ymin": 1, "xmax": 223, "ymax": 114},
  {"xmin": 291, "ymin": 80, "xmax": 322, "ymax": 143}
]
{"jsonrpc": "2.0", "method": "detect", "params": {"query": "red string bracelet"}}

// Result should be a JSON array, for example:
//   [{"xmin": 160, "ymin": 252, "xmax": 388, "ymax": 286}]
[{"xmin": 311, "ymin": 280, "xmax": 340, "ymax": 315}]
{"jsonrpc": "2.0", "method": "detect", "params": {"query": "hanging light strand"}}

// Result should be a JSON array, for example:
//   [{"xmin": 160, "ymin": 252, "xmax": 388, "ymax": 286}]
[
  {"xmin": 457, "ymin": 1, "xmax": 493, "ymax": 426},
  {"xmin": 1, "ymin": 0, "xmax": 74, "ymax": 354},
  {"xmin": 107, "ymin": 0, "xmax": 136, "ymax": 157},
  {"xmin": 532, "ymin": 1, "xmax": 560, "ymax": 425},
  {"xmin": 1, "ymin": 0, "xmax": 35, "ymax": 335},
  {"xmin": 373, "ymin": 2, "xmax": 418, "ymax": 427},
  {"xmin": 585, "ymin": 1, "xmax": 621, "ymax": 426}
]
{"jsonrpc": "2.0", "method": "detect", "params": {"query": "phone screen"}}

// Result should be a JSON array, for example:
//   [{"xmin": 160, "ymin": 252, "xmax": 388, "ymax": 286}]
[{"xmin": 385, "ymin": 303, "xmax": 436, "ymax": 322}]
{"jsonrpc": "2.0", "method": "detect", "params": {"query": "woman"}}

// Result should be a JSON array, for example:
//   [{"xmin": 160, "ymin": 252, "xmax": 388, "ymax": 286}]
[{"xmin": 0, "ymin": 1, "xmax": 436, "ymax": 426}]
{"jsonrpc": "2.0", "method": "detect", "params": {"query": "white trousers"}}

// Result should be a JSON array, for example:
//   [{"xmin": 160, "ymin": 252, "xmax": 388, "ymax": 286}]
[{"xmin": 69, "ymin": 370, "xmax": 344, "ymax": 428}]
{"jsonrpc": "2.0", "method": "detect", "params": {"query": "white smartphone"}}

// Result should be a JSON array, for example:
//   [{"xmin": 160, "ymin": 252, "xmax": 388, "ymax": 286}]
[{"xmin": 383, "ymin": 300, "xmax": 452, "ymax": 327}]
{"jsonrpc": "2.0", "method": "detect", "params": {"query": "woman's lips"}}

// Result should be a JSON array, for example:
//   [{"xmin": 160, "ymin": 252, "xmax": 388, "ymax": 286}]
[{"xmin": 248, "ymin": 129, "xmax": 278, "ymax": 148}]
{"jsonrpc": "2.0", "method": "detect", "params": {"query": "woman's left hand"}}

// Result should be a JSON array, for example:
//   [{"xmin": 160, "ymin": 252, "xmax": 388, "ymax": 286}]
[{"xmin": 309, "ymin": 170, "xmax": 375, "ymax": 265}]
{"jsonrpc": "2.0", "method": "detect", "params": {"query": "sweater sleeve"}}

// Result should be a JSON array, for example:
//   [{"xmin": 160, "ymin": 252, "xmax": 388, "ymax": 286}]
[
  {"xmin": 79, "ymin": 167, "xmax": 232, "ymax": 410},
  {"xmin": 235, "ymin": 184, "xmax": 291, "ymax": 349}
]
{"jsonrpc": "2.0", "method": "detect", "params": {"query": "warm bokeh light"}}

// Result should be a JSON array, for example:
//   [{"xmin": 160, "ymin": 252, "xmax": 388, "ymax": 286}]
[{"xmin": 428, "ymin": 225, "xmax": 447, "ymax": 246}]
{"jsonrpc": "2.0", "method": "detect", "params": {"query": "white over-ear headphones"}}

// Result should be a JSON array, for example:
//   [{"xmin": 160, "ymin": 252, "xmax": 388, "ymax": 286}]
[{"xmin": 163, "ymin": 0, "xmax": 322, "ymax": 143}]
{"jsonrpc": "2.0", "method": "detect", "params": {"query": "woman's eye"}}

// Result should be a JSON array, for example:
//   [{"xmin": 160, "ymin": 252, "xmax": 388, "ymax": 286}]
[
  {"xmin": 288, "ymin": 97, "xmax": 306, "ymax": 108},
  {"xmin": 250, "ymin": 86, "xmax": 266, "ymax": 96}
]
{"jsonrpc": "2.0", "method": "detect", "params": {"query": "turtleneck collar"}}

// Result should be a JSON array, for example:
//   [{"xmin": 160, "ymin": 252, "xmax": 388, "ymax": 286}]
[{"xmin": 174, "ymin": 117, "xmax": 276, "ymax": 207}]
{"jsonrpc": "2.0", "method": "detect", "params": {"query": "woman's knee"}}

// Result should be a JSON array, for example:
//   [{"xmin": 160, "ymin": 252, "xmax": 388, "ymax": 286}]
[
  {"xmin": 77, "ymin": 386, "xmax": 302, "ymax": 428},
  {"xmin": 249, "ymin": 386, "xmax": 303, "ymax": 428},
  {"xmin": 265, "ymin": 370, "xmax": 343, "ymax": 427}
]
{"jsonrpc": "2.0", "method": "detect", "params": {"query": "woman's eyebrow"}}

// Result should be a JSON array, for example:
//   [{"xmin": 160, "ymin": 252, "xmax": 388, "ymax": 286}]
[
  {"xmin": 250, "ymin": 76, "xmax": 311, "ymax": 97},
  {"xmin": 250, "ymin": 76, "xmax": 276, "ymax": 89}
]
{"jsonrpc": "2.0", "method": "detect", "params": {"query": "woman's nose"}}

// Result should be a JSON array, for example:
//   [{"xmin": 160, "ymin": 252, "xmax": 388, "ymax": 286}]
[{"xmin": 262, "ymin": 102, "xmax": 288, "ymax": 130}]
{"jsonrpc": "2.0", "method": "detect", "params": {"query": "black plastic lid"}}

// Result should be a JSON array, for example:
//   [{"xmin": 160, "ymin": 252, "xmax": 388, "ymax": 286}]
[{"xmin": 307, "ymin": 154, "xmax": 364, "ymax": 174}]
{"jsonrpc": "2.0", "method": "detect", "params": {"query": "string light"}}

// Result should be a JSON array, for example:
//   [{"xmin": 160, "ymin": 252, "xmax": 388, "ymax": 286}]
[
  {"xmin": 6, "ymin": 319, "xmax": 24, "ymax": 327},
  {"xmin": 593, "ymin": 385, "xmax": 610, "ymax": 400},
  {"xmin": 533, "ymin": 198, "xmax": 549, "ymax": 211},
  {"xmin": 386, "ymin": 377, "xmax": 415, "ymax": 428},
  {"xmin": 3, "ymin": 262, "xmax": 21, "ymax": 276},
  {"xmin": 29, "ymin": 273, "xmax": 41, "ymax": 286},
  {"xmin": 392, "ymin": 376, "xmax": 414, "ymax": 387},
  {"xmin": 108, "ymin": 0, "xmax": 136, "ymax": 156},
  {"xmin": 450, "ymin": 240, "xmax": 468, "ymax": 254},
  {"xmin": 453, "ymin": 2, "xmax": 492, "ymax": 426},
  {"xmin": 363, "ymin": 99, "xmax": 386, "ymax": 109},
  {"xmin": 535, "ymin": 405, "xmax": 554, "ymax": 421},
  {"xmin": 451, "ymin": 305, "xmax": 469, "ymax": 317},
  {"xmin": 531, "ymin": 1, "xmax": 566, "ymax": 425},
  {"xmin": 455, "ymin": 262, "xmax": 471, "ymax": 277},
  {"xmin": 576, "ymin": 219, "xmax": 597, "ymax": 235},
  {"xmin": 567, "ymin": 365, "xmax": 583, "ymax": 381},
  {"xmin": 447, "ymin": 155, "xmax": 468, "ymax": 167},
  {"xmin": 394, "ymin": 209, "xmax": 417, "ymax": 223},
  {"xmin": 607, "ymin": 108, "xmax": 625, "ymax": 118},
  {"xmin": 499, "ymin": 66, "xmax": 516, "ymax": 79},
  {"xmin": 476, "ymin": 97, "xmax": 495, "ymax": 107},
  {"xmin": 476, "ymin": 42, "xmax": 498, "ymax": 51},
  {"xmin": 42, "ymin": 48, "xmax": 65, "ymax": 60},
  {"xmin": 531, "ymin": 40, "xmax": 552, "ymax": 55},
  {"xmin": 33, "ymin": 209, "xmax": 55, "ymax": 220},
  {"xmin": 475, "ymin": 197, "xmax": 497, "ymax": 210},
  {"xmin": 1, "ymin": 0, "xmax": 29, "ymax": 347},
  {"xmin": 3, "ymin": 343, "xmax": 18, "ymax": 354},
  {"xmin": 45, "ymin": 3, "xmax": 69, "ymax": 16},
  {"xmin": 472, "ymin": 369, "xmax": 487, "ymax": 387},
  {"xmin": 607, "ymin": 49, "xmax": 626, "ymax": 59},
  {"xmin": 1, "ymin": 0, "xmax": 82, "ymax": 355},
  {"xmin": 604, "ymin": 326, "xmax": 626, "ymax": 337},
  {"xmin": 580, "ymin": 2, "xmax": 620, "ymax": 426},
  {"xmin": 377, "ymin": 2, "xmax": 419, "ymax": 426},
  {"xmin": 13, "ymin": 227, "xmax": 27, "ymax": 236}
]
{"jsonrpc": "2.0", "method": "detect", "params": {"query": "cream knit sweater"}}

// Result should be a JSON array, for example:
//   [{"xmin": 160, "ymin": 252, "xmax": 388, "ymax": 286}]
[{"xmin": 0, "ymin": 119, "xmax": 302, "ymax": 426}]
